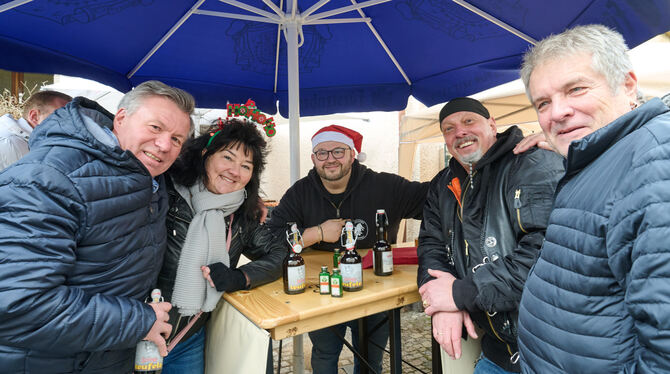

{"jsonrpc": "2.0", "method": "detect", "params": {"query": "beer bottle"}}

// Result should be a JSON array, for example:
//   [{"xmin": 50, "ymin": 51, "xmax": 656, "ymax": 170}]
[
  {"xmin": 283, "ymin": 222, "xmax": 306, "ymax": 294},
  {"xmin": 330, "ymin": 268, "xmax": 343, "ymax": 297},
  {"xmin": 339, "ymin": 220, "xmax": 363, "ymax": 292},
  {"xmin": 134, "ymin": 289, "xmax": 163, "ymax": 373},
  {"xmin": 333, "ymin": 247, "xmax": 341, "ymax": 269},
  {"xmin": 373, "ymin": 209, "xmax": 393, "ymax": 276},
  {"xmin": 319, "ymin": 265, "xmax": 331, "ymax": 295}
]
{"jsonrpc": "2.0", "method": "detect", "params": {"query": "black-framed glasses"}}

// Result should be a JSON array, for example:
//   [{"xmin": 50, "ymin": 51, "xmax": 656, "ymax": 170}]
[{"xmin": 313, "ymin": 147, "xmax": 350, "ymax": 161}]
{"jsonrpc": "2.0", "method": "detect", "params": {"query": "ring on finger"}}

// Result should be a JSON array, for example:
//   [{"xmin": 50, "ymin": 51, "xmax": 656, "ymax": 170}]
[{"xmin": 422, "ymin": 300, "xmax": 430, "ymax": 308}]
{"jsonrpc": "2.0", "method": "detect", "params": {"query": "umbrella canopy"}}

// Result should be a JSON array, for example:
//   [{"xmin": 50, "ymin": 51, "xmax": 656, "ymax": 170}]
[
  {"xmin": 1, "ymin": 0, "xmax": 668, "ymax": 115},
  {"xmin": 1, "ymin": 0, "xmax": 669, "ymax": 182}
]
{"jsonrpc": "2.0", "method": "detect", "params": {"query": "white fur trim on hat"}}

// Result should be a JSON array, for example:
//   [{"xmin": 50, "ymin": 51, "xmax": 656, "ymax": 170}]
[{"xmin": 311, "ymin": 131, "xmax": 356, "ymax": 152}]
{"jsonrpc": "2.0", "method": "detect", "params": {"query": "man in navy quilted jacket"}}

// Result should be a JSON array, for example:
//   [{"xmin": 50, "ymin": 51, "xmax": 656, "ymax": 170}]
[
  {"xmin": 517, "ymin": 25, "xmax": 670, "ymax": 373},
  {"xmin": 0, "ymin": 80, "xmax": 194, "ymax": 373}
]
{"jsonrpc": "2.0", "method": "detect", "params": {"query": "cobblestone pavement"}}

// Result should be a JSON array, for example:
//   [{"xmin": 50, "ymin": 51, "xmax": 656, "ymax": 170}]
[{"xmin": 271, "ymin": 303, "xmax": 433, "ymax": 374}]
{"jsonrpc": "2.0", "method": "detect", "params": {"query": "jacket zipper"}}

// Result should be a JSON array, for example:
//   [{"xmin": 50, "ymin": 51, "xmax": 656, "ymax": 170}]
[
  {"xmin": 514, "ymin": 189, "xmax": 528, "ymax": 233},
  {"xmin": 486, "ymin": 313, "xmax": 514, "ymax": 356},
  {"xmin": 460, "ymin": 172, "xmax": 475, "ymax": 261}
]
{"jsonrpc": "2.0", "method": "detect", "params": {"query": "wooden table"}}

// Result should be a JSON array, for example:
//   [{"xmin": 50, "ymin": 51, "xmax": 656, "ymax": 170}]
[{"xmin": 224, "ymin": 247, "xmax": 421, "ymax": 373}]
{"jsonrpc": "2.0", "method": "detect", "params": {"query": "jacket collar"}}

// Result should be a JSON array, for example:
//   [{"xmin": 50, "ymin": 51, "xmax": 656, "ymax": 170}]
[{"xmin": 449, "ymin": 126, "xmax": 523, "ymax": 181}]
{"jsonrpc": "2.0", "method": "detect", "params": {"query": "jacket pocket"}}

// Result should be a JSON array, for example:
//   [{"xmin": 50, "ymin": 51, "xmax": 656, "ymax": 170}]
[
  {"xmin": 486, "ymin": 311, "xmax": 518, "ymax": 346},
  {"xmin": 512, "ymin": 185, "xmax": 554, "ymax": 233}
]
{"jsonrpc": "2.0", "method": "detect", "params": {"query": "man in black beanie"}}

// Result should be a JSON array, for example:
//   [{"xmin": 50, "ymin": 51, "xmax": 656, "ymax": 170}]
[{"xmin": 417, "ymin": 97, "xmax": 564, "ymax": 373}]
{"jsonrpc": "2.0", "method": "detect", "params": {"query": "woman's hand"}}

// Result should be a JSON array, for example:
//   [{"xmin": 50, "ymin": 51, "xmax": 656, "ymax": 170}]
[
  {"xmin": 202, "ymin": 263, "xmax": 248, "ymax": 292},
  {"xmin": 201, "ymin": 265, "xmax": 216, "ymax": 288}
]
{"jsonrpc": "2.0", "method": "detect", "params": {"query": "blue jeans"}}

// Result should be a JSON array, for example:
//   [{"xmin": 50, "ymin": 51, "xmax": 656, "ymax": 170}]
[
  {"xmin": 309, "ymin": 312, "xmax": 389, "ymax": 374},
  {"xmin": 161, "ymin": 326, "xmax": 205, "ymax": 374},
  {"xmin": 474, "ymin": 354, "xmax": 517, "ymax": 374}
]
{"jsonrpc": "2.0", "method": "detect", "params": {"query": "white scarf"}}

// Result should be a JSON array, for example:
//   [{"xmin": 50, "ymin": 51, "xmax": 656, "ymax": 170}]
[{"xmin": 171, "ymin": 181, "xmax": 245, "ymax": 316}]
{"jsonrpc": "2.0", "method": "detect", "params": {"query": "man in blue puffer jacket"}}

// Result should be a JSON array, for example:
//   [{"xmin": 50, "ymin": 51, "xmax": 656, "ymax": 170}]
[
  {"xmin": 0, "ymin": 81, "xmax": 194, "ymax": 373},
  {"xmin": 516, "ymin": 25, "xmax": 670, "ymax": 373}
]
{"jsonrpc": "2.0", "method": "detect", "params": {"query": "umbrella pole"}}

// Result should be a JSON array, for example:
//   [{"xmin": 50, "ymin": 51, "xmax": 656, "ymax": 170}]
[
  {"xmin": 286, "ymin": 5, "xmax": 306, "ymax": 372},
  {"xmin": 287, "ymin": 8, "xmax": 301, "ymax": 185}
]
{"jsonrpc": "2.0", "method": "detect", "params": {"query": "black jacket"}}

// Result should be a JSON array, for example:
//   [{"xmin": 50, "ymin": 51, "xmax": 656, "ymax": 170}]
[
  {"xmin": 157, "ymin": 175, "xmax": 285, "ymax": 344},
  {"xmin": 417, "ymin": 127, "xmax": 563, "ymax": 372},
  {"xmin": 267, "ymin": 160, "xmax": 429, "ymax": 250}
]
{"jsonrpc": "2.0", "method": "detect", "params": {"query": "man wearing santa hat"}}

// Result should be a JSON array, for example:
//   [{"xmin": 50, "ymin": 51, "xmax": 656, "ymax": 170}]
[{"xmin": 268, "ymin": 124, "xmax": 429, "ymax": 374}]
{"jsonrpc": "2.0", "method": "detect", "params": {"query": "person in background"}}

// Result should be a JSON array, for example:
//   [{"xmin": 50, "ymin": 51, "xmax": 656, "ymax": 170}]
[
  {"xmin": 0, "ymin": 90, "xmax": 71, "ymax": 169},
  {"xmin": 0, "ymin": 80, "xmax": 194, "ymax": 373},
  {"xmin": 517, "ymin": 24, "xmax": 670, "ymax": 373},
  {"xmin": 157, "ymin": 118, "xmax": 284, "ymax": 374},
  {"xmin": 267, "ymin": 125, "xmax": 429, "ymax": 374},
  {"xmin": 417, "ymin": 97, "xmax": 563, "ymax": 373}
]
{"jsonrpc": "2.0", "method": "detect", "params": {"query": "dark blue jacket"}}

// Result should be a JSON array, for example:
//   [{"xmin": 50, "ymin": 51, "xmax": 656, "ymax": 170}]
[
  {"xmin": 0, "ymin": 98, "xmax": 166, "ymax": 373},
  {"xmin": 518, "ymin": 98, "xmax": 670, "ymax": 373}
]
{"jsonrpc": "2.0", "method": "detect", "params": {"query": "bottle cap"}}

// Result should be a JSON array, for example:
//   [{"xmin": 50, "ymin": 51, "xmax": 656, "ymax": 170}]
[
  {"xmin": 150, "ymin": 289, "xmax": 162, "ymax": 303},
  {"xmin": 376, "ymin": 209, "xmax": 386, "ymax": 214},
  {"xmin": 292, "ymin": 244, "xmax": 303, "ymax": 253}
]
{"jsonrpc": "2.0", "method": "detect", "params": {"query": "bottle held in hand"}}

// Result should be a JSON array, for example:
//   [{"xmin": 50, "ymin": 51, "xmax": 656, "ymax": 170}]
[{"xmin": 134, "ymin": 289, "xmax": 163, "ymax": 373}]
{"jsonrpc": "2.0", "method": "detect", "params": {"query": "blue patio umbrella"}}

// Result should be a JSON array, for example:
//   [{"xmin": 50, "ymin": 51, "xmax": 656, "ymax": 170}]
[{"xmin": 1, "ymin": 0, "xmax": 668, "ymax": 182}]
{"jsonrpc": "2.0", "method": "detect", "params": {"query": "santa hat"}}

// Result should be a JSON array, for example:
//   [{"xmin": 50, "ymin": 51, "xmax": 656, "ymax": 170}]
[{"xmin": 311, "ymin": 125, "xmax": 366, "ymax": 162}]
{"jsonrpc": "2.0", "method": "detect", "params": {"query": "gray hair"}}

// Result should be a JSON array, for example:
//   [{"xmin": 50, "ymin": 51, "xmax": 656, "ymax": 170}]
[
  {"xmin": 520, "ymin": 24, "xmax": 633, "ymax": 101},
  {"xmin": 118, "ymin": 80, "xmax": 196, "ymax": 134}
]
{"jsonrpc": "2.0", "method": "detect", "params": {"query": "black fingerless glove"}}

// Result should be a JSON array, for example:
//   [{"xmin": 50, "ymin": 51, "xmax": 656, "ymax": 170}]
[{"xmin": 208, "ymin": 262, "xmax": 247, "ymax": 292}]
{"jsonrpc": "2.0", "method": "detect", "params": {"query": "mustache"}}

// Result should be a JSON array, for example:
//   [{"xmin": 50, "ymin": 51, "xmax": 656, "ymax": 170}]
[{"xmin": 454, "ymin": 136, "xmax": 478, "ymax": 148}]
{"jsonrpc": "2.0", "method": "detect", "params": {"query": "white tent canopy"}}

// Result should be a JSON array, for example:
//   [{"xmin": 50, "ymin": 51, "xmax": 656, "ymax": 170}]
[{"xmin": 397, "ymin": 33, "xmax": 670, "ymax": 180}]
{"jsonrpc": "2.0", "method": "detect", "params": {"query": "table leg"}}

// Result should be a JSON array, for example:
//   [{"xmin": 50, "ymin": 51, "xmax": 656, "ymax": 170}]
[
  {"xmin": 389, "ymin": 308, "xmax": 402, "ymax": 374},
  {"xmin": 358, "ymin": 317, "xmax": 369, "ymax": 374},
  {"xmin": 292, "ymin": 334, "xmax": 304, "ymax": 374}
]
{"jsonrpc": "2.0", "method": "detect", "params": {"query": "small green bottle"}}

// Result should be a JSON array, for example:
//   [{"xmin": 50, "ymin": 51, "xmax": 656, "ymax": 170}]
[
  {"xmin": 330, "ymin": 268, "xmax": 343, "ymax": 298},
  {"xmin": 319, "ymin": 265, "xmax": 331, "ymax": 295},
  {"xmin": 333, "ymin": 248, "xmax": 341, "ymax": 269}
]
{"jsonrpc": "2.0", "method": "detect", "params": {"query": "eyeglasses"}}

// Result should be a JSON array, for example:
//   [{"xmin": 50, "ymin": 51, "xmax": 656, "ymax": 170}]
[{"xmin": 313, "ymin": 147, "xmax": 350, "ymax": 161}]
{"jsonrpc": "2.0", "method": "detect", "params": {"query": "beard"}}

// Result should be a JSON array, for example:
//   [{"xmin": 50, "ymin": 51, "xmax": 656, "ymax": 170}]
[
  {"xmin": 316, "ymin": 160, "xmax": 352, "ymax": 182},
  {"xmin": 453, "ymin": 135, "xmax": 484, "ymax": 166},
  {"xmin": 457, "ymin": 149, "xmax": 484, "ymax": 165}
]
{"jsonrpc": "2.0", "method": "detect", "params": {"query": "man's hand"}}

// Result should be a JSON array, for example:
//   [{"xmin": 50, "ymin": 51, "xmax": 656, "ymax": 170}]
[
  {"xmin": 419, "ymin": 269, "xmax": 458, "ymax": 315},
  {"xmin": 144, "ymin": 302, "xmax": 172, "ymax": 356},
  {"xmin": 432, "ymin": 311, "xmax": 478, "ymax": 359},
  {"xmin": 512, "ymin": 132, "xmax": 553, "ymax": 154},
  {"xmin": 320, "ymin": 218, "xmax": 346, "ymax": 243}
]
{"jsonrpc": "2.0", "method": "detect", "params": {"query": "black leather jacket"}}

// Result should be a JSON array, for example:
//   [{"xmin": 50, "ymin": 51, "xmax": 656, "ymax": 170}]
[
  {"xmin": 157, "ymin": 176, "xmax": 285, "ymax": 344},
  {"xmin": 417, "ymin": 127, "xmax": 564, "ymax": 372}
]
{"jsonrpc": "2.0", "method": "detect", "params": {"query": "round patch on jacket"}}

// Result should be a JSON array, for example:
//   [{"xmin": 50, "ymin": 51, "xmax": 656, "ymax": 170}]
[
  {"xmin": 485, "ymin": 236, "xmax": 497, "ymax": 248},
  {"xmin": 352, "ymin": 218, "xmax": 369, "ymax": 241}
]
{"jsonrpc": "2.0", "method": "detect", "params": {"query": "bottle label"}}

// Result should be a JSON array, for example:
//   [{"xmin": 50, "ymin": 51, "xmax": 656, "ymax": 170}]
[
  {"xmin": 340, "ymin": 263, "xmax": 362, "ymax": 288},
  {"xmin": 287, "ymin": 265, "xmax": 306, "ymax": 291},
  {"xmin": 135, "ymin": 340, "xmax": 163, "ymax": 371},
  {"xmin": 331, "ymin": 277, "xmax": 342, "ymax": 297},
  {"xmin": 319, "ymin": 275, "xmax": 330, "ymax": 293},
  {"xmin": 382, "ymin": 251, "xmax": 393, "ymax": 273}
]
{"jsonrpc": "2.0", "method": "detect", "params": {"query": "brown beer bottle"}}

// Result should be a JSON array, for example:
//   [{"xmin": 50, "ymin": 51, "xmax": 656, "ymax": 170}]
[
  {"xmin": 373, "ymin": 209, "xmax": 393, "ymax": 276},
  {"xmin": 283, "ymin": 222, "xmax": 306, "ymax": 294},
  {"xmin": 339, "ymin": 220, "xmax": 363, "ymax": 291}
]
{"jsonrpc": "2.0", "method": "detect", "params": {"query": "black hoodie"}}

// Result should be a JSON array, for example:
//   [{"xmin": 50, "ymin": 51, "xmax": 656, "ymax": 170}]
[{"xmin": 267, "ymin": 160, "xmax": 429, "ymax": 250}]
